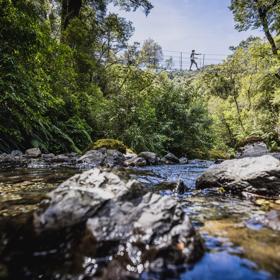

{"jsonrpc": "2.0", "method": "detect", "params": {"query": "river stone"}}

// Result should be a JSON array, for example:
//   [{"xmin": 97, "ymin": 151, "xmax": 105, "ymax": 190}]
[
  {"xmin": 34, "ymin": 168, "xmax": 203, "ymax": 275},
  {"xmin": 87, "ymin": 192, "xmax": 203, "ymax": 270},
  {"xmin": 161, "ymin": 152, "xmax": 180, "ymax": 164},
  {"xmin": 179, "ymin": 157, "xmax": 189, "ymax": 164},
  {"xmin": 138, "ymin": 152, "xmax": 159, "ymax": 165},
  {"xmin": 124, "ymin": 156, "xmax": 147, "ymax": 167},
  {"xmin": 78, "ymin": 148, "xmax": 125, "ymax": 167},
  {"xmin": 25, "ymin": 148, "xmax": 41, "ymax": 158},
  {"xmin": 196, "ymin": 155, "xmax": 280, "ymax": 196},
  {"xmin": 236, "ymin": 141, "xmax": 269, "ymax": 158},
  {"xmin": 34, "ymin": 168, "xmax": 139, "ymax": 232},
  {"xmin": 259, "ymin": 210, "xmax": 280, "ymax": 231}
]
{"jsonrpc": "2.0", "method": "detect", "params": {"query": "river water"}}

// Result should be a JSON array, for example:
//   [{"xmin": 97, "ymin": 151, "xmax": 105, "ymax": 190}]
[{"xmin": 0, "ymin": 162, "xmax": 279, "ymax": 280}]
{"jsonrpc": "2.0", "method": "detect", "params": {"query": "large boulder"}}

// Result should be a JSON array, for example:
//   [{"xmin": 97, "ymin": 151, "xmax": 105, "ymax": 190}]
[
  {"xmin": 236, "ymin": 141, "xmax": 269, "ymax": 158},
  {"xmin": 196, "ymin": 155, "xmax": 280, "ymax": 196},
  {"xmin": 34, "ymin": 168, "xmax": 203, "ymax": 276}
]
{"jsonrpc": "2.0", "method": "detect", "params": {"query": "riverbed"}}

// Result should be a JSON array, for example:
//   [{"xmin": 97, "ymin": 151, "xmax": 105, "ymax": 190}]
[{"xmin": 0, "ymin": 162, "xmax": 279, "ymax": 280}]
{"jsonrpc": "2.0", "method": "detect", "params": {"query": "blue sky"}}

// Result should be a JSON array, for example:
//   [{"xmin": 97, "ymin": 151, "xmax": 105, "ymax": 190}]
[{"xmin": 112, "ymin": 0, "xmax": 263, "ymax": 66}]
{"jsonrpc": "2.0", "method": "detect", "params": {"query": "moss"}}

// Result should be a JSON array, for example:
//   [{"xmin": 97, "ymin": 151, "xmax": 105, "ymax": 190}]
[{"xmin": 88, "ymin": 139, "xmax": 128, "ymax": 154}]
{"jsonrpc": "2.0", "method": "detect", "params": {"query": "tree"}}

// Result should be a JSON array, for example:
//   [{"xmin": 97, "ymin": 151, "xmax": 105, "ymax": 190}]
[
  {"xmin": 60, "ymin": 0, "xmax": 153, "ymax": 31},
  {"xmin": 139, "ymin": 38, "xmax": 163, "ymax": 68},
  {"xmin": 229, "ymin": 0, "xmax": 280, "ymax": 55}
]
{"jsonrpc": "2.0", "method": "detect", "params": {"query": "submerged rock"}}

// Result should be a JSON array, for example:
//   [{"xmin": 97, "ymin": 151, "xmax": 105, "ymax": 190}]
[
  {"xmin": 196, "ymin": 155, "xmax": 280, "ymax": 196},
  {"xmin": 34, "ymin": 168, "xmax": 203, "ymax": 276}
]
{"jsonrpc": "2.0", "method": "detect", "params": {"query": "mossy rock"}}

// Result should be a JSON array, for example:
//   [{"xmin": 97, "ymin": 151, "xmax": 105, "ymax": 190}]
[
  {"xmin": 237, "ymin": 136, "xmax": 263, "ymax": 148},
  {"xmin": 89, "ymin": 139, "xmax": 128, "ymax": 154}
]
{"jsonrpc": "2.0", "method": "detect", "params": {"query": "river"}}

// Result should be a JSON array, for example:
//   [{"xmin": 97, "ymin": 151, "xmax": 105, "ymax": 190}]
[{"xmin": 0, "ymin": 161, "xmax": 279, "ymax": 280}]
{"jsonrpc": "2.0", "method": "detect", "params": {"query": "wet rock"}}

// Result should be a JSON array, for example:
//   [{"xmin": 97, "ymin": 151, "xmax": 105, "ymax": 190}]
[
  {"xmin": 161, "ymin": 153, "xmax": 180, "ymax": 164},
  {"xmin": 34, "ymin": 168, "xmax": 136, "ymax": 232},
  {"xmin": 196, "ymin": 155, "xmax": 280, "ymax": 196},
  {"xmin": 25, "ymin": 148, "xmax": 41, "ymax": 158},
  {"xmin": 138, "ymin": 152, "xmax": 159, "ymax": 165},
  {"xmin": 78, "ymin": 148, "xmax": 125, "ymax": 167},
  {"xmin": 255, "ymin": 210, "xmax": 280, "ymax": 231},
  {"xmin": 34, "ymin": 168, "xmax": 204, "ymax": 276},
  {"xmin": 124, "ymin": 156, "xmax": 147, "ymax": 167},
  {"xmin": 176, "ymin": 180, "xmax": 190, "ymax": 194},
  {"xmin": 179, "ymin": 157, "xmax": 188, "ymax": 164},
  {"xmin": 236, "ymin": 141, "xmax": 269, "ymax": 158},
  {"xmin": 87, "ymin": 192, "xmax": 203, "ymax": 271},
  {"xmin": 153, "ymin": 181, "xmax": 178, "ymax": 192},
  {"xmin": 153, "ymin": 180, "xmax": 189, "ymax": 194}
]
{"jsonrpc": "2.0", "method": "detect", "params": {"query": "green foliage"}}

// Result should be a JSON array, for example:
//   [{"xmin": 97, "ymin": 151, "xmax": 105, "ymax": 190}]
[
  {"xmin": 197, "ymin": 38, "xmax": 280, "ymax": 153},
  {"xmin": 90, "ymin": 139, "xmax": 128, "ymax": 153}
]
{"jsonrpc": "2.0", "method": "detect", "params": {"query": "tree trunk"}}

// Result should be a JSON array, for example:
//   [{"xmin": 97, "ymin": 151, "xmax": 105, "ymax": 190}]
[
  {"xmin": 258, "ymin": 8, "xmax": 278, "ymax": 55},
  {"xmin": 257, "ymin": 7, "xmax": 280, "ymax": 80},
  {"xmin": 233, "ymin": 95, "xmax": 245, "ymax": 133},
  {"xmin": 61, "ymin": 0, "xmax": 82, "ymax": 31}
]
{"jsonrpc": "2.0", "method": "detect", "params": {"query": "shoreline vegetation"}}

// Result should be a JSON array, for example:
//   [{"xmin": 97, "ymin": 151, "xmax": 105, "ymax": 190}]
[{"xmin": 1, "ymin": 0, "xmax": 280, "ymax": 160}]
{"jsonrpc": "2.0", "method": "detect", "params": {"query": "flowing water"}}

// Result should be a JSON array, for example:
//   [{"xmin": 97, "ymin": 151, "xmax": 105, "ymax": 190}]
[{"xmin": 0, "ymin": 162, "xmax": 279, "ymax": 280}]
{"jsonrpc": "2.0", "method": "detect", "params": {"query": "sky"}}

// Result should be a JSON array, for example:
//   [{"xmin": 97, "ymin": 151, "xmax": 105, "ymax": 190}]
[{"xmin": 111, "ymin": 0, "xmax": 263, "ymax": 67}]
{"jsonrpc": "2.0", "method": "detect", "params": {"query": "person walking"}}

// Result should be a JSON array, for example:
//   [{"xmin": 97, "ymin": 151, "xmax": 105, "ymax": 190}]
[{"xmin": 189, "ymin": 50, "xmax": 201, "ymax": 71}]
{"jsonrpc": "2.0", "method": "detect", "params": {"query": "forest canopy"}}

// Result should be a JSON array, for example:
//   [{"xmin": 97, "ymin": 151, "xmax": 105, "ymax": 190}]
[{"xmin": 1, "ymin": 0, "xmax": 280, "ymax": 158}]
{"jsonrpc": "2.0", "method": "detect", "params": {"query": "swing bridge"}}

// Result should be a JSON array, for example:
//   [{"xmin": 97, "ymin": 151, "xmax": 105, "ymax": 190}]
[{"xmin": 158, "ymin": 50, "xmax": 228, "ymax": 71}]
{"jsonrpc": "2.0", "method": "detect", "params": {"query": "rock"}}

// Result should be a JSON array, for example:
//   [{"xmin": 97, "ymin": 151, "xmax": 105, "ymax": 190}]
[
  {"xmin": 34, "ymin": 168, "xmax": 203, "ymax": 276},
  {"xmin": 161, "ymin": 152, "xmax": 180, "ymax": 164},
  {"xmin": 52, "ymin": 154, "xmax": 71, "ymax": 163},
  {"xmin": 153, "ymin": 181, "xmax": 178, "ymax": 192},
  {"xmin": 87, "ymin": 192, "xmax": 203, "ymax": 270},
  {"xmin": 271, "ymin": 152, "xmax": 280, "ymax": 160},
  {"xmin": 25, "ymin": 148, "xmax": 41, "ymax": 158},
  {"xmin": 10, "ymin": 150, "xmax": 23, "ymax": 157},
  {"xmin": 196, "ymin": 155, "xmax": 280, "ymax": 196},
  {"xmin": 236, "ymin": 141, "xmax": 269, "ymax": 158},
  {"xmin": 124, "ymin": 151, "xmax": 138, "ymax": 160},
  {"xmin": 78, "ymin": 148, "xmax": 125, "ymax": 167},
  {"xmin": 176, "ymin": 180, "xmax": 190, "ymax": 194},
  {"xmin": 153, "ymin": 180, "xmax": 189, "ymax": 194},
  {"xmin": 255, "ymin": 210, "xmax": 280, "ymax": 231},
  {"xmin": 0, "ymin": 153, "xmax": 27, "ymax": 168},
  {"xmin": 179, "ymin": 157, "xmax": 188, "ymax": 164},
  {"xmin": 34, "ymin": 168, "xmax": 139, "ymax": 232},
  {"xmin": 124, "ymin": 156, "xmax": 147, "ymax": 167},
  {"xmin": 138, "ymin": 152, "xmax": 159, "ymax": 165},
  {"xmin": 41, "ymin": 153, "xmax": 55, "ymax": 160}
]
